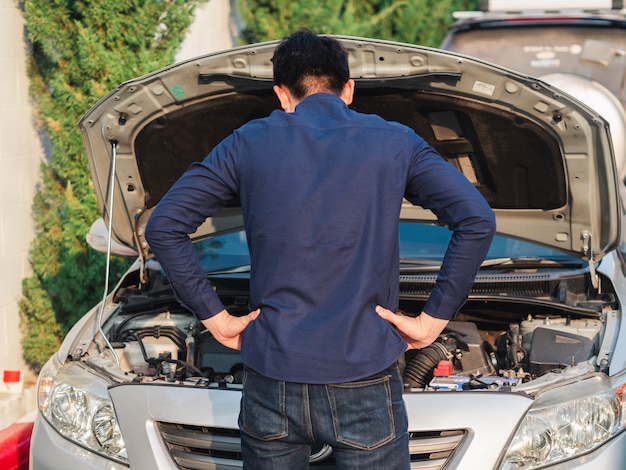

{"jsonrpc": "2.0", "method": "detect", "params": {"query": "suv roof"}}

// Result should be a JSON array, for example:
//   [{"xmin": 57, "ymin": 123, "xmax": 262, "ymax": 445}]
[
  {"xmin": 470, "ymin": 0, "xmax": 621, "ymax": 14},
  {"xmin": 442, "ymin": 9, "xmax": 626, "ymax": 103}
]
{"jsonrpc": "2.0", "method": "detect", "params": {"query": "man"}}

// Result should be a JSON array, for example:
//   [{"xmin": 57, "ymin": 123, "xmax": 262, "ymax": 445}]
[{"xmin": 145, "ymin": 29, "xmax": 495, "ymax": 469}]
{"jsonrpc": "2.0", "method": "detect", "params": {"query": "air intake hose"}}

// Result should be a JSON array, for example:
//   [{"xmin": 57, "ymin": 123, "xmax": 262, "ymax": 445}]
[{"xmin": 403, "ymin": 341, "xmax": 451, "ymax": 389}]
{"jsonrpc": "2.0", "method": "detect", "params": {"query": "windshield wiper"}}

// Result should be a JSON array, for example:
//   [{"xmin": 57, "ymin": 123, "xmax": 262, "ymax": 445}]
[
  {"xmin": 205, "ymin": 264, "xmax": 251, "ymax": 275},
  {"xmin": 399, "ymin": 256, "xmax": 582, "ymax": 273},
  {"xmin": 399, "ymin": 257, "xmax": 442, "ymax": 266},
  {"xmin": 479, "ymin": 257, "xmax": 583, "ymax": 268},
  {"xmin": 399, "ymin": 257, "xmax": 515, "ymax": 268},
  {"xmin": 399, "ymin": 258, "xmax": 442, "ymax": 273}
]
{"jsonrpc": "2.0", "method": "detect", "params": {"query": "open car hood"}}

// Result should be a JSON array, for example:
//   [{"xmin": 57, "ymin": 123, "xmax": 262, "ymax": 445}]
[{"xmin": 79, "ymin": 36, "xmax": 619, "ymax": 263}]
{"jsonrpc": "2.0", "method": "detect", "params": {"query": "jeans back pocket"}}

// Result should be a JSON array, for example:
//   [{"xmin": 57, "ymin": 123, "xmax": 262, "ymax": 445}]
[
  {"xmin": 327, "ymin": 374, "xmax": 395, "ymax": 450},
  {"xmin": 240, "ymin": 368, "xmax": 289, "ymax": 440}
]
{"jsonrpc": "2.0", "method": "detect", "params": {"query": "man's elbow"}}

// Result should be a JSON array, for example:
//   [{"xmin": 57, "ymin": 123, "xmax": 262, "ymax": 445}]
[
  {"xmin": 144, "ymin": 213, "xmax": 165, "ymax": 247},
  {"xmin": 483, "ymin": 207, "xmax": 497, "ymax": 238},
  {"xmin": 463, "ymin": 206, "xmax": 496, "ymax": 240}
]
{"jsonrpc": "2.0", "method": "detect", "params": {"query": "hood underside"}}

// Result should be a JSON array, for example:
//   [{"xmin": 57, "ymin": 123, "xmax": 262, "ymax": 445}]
[{"xmin": 78, "ymin": 36, "xmax": 620, "ymax": 261}]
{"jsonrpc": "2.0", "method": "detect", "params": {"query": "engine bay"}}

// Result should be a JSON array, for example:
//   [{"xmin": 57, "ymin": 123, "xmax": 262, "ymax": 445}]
[
  {"xmin": 102, "ymin": 295, "xmax": 606, "ymax": 392},
  {"xmin": 401, "ymin": 314, "xmax": 602, "ymax": 391},
  {"xmin": 87, "ymin": 262, "xmax": 620, "ymax": 392}
]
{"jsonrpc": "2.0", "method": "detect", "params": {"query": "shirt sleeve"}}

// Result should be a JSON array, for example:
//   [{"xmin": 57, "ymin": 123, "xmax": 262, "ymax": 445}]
[
  {"xmin": 404, "ymin": 135, "xmax": 496, "ymax": 320},
  {"xmin": 145, "ymin": 134, "xmax": 240, "ymax": 320}
]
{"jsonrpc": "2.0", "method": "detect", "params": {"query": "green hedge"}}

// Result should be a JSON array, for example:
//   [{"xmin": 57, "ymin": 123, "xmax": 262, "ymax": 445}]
[{"xmin": 19, "ymin": 0, "xmax": 208, "ymax": 369}]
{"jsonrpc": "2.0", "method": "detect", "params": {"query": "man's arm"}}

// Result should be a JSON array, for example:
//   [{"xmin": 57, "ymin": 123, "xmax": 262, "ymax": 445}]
[
  {"xmin": 403, "ymin": 138, "xmax": 496, "ymax": 322},
  {"xmin": 377, "ymin": 135, "xmax": 496, "ymax": 344},
  {"xmin": 145, "ymin": 134, "xmax": 259, "ymax": 349}
]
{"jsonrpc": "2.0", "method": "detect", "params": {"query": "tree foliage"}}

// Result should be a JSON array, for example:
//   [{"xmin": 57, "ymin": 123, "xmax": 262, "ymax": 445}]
[
  {"xmin": 237, "ymin": 0, "xmax": 479, "ymax": 46},
  {"xmin": 19, "ymin": 0, "xmax": 207, "ymax": 370}
]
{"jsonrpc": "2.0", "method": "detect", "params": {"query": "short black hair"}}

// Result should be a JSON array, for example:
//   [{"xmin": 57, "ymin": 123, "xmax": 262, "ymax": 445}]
[{"xmin": 271, "ymin": 29, "xmax": 350, "ymax": 100}]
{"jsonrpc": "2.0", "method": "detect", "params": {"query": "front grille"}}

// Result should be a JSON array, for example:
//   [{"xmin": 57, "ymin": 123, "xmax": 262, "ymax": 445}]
[
  {"xmin": 408, "ymin": 430, "xmax": 465, "ymax": 469},
  {"xmin": 156, "ymin": 422, "xmax": 466, "ymax": 469}
]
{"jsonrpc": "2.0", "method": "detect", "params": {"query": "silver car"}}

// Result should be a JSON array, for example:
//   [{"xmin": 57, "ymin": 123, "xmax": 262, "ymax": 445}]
[{"xmin": 29, "ymin": 35, "xmax": 626, "ymax": 469}]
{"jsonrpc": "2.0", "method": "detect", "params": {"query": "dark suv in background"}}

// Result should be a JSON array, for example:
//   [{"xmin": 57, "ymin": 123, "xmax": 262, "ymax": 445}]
[{"xmin": 441, "ymin": 0, "xmax": 626, "ymax": 179}]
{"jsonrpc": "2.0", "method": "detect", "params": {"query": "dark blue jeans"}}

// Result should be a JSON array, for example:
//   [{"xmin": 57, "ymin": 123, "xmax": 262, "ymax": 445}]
[{"xmin": 238, "ymin": 364, "xmax": 409, "ymax": 469}]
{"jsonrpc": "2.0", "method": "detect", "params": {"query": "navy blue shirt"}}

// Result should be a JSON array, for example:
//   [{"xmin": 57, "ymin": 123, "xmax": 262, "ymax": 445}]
[{"xmin": 145, "ymin": 93, "xmax": 495, "ymax": 383}]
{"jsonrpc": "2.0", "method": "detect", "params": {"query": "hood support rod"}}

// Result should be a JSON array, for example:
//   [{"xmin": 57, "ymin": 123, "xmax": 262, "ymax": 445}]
[
  {"xmin": 94, "ymin": 140, "xmax": 121, "ymax": 365},
  {"xmin": 581, "ymin": 231, "xmax": 600, "ymax": 291}
]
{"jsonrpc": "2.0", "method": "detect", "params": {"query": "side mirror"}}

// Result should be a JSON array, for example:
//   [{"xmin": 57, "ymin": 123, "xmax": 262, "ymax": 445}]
[{"xmin": 86, "ymin": 217, "xmax": 138, "ymax": 257}]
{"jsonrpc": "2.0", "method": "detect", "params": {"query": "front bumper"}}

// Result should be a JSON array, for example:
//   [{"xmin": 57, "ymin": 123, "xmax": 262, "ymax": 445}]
[{"xmin": 29, "ymin": 386, "xmax": 626, "ymax": 469}]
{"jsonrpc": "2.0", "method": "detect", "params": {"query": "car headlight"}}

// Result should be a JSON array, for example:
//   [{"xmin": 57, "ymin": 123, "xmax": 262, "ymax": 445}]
[
  {"xmin": 37, "ymin": 355, "xmax": 128, "ymax": 465},
  {"xmin": 499, "ymin": 372, "xmax": 626, "ymax": 469}
]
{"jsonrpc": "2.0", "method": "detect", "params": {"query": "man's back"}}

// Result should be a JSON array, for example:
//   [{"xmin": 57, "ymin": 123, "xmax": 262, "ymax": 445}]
[
  {"xmin": 234, "ymin": 92, "xmax": 412, "ymax": 382},
  {"xmin": 182, "ymin": 91, "xmax": 488, "ymax": 383}
]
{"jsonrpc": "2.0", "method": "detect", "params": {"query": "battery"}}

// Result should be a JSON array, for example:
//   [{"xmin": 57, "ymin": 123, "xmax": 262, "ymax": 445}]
[
  {"xmin": 429, "ymin": 376, "xmax": 470, "ymax": 390},
  {"xmin": 429, "ymin": 375, "xmax": 520, "ymax": 390}
]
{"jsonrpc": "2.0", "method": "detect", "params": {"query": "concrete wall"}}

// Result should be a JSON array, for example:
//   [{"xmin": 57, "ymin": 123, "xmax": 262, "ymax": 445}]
[
  {"xmin": 0, "ymin": 1, "xmax": 43, "ymax": 377},
  {"xmin": 177, "ymin": 0, "xmax": 241, "ymax": 62}
]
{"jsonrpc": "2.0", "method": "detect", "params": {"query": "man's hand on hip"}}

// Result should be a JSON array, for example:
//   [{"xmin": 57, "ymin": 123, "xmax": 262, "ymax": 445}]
[
  {"xmin": 376, "ymin": 306, "xmax": 448, "ymax": 350},
  {"xmin": 201, "ymin": 308, "xmax": 260, "ymax": 350}
]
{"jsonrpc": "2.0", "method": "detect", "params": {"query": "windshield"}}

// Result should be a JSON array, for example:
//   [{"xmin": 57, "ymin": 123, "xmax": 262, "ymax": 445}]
[
  {"xmin": 194, "ymin": 230, "xmax": 250, "ymax": 273},
  {"xmin": 193, "ymin": 222, "xmax": 581, "ymax": 273},
  {"xmin": 399, "ymin": 223, "xmax": 581, "ymax": 265}
]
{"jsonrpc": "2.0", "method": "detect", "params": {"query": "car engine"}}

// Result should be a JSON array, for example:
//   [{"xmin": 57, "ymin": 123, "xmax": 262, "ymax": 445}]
[{"xmin": 103, "ymin": 295, "xmax": 604, "ymax": 392}]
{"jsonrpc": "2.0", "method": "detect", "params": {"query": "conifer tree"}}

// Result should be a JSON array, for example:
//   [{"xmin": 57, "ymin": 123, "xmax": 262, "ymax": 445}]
[{"xmin": 20, "ymin": 0, "xmax": 207, "ymax": 369}]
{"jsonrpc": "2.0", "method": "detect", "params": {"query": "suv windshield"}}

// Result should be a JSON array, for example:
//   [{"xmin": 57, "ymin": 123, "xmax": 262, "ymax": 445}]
[
  {"xmin": 193, "ymin": 222, "xmax": 582, "ymax": 273},
  {"xmin": 442, "ymin": 20, "xmax": 626, "ymax": 107}
]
